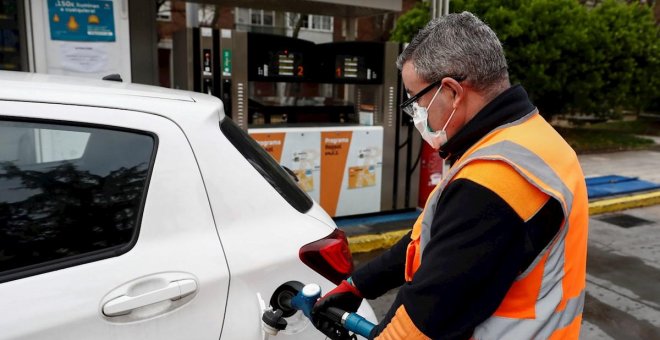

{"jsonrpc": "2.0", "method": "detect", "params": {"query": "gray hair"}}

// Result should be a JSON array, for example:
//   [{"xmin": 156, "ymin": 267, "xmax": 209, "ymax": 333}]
[{"xmin": 396, "ymin": 12, "xmax": 509, "ymax": 94}]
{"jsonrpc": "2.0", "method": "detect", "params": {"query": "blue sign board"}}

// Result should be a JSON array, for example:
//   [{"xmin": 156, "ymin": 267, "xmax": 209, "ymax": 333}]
[{"xmin": 48, "ymin": 0, "xmax": 116, "ymax": 42}]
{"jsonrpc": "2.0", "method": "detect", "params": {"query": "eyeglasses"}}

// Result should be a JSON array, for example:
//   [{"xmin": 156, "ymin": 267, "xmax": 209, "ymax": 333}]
[{"xmin": 400, "ymin": 76, "xmax": 466, "ymax": 117}]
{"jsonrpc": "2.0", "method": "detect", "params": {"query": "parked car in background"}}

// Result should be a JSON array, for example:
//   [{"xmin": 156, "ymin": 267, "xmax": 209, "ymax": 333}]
[{"xmin": 0, "ymin": 71, "xmax": 375, "ymax": 339}]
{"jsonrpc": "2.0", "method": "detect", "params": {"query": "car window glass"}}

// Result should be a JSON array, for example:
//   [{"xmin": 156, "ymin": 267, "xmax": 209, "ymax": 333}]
[
  {"xmin": 0, "ymin": 119, "xmax": 155, "ymax": 282},
  {"xmin": 219, "ymin": 118, "xmax": 313, "ymax": 213}
]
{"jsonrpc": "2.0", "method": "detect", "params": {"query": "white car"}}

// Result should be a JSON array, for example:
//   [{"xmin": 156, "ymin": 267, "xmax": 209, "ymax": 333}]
[{"xmin": 0, "ymin": 71, "xmax": 376, "ymax": 340}]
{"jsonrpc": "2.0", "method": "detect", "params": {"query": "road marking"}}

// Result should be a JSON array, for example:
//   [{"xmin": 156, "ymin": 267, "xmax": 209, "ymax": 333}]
[
  {"xmin": 587, "ymin": 274, "xmax": 660, "ymax": 328},
  {"xmin": 580, "ymin": 321, "xmax": 615, "ymax": 340}
]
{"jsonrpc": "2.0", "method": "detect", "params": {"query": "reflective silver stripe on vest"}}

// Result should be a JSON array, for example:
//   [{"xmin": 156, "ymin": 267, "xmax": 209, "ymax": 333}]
[
  {"xmin": 474, "ymin": 290, "xmax": 585, "ymax": 340},
  {"xmin": 418, "ymin": 135, "xmax": 582, "ymax": 338}
]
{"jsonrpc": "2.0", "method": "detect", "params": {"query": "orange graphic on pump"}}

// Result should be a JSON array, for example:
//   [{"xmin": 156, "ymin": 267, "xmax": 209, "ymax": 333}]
[
  {"xmin": 250, "ymin": 133, "xmax": 285, "ymax": 162},
  {"xmin": 321, "ymin": 131, "xmax": 352, "ymax": 216}
]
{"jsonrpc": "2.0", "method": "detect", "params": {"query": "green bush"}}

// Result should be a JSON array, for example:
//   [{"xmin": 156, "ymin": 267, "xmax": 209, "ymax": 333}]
[
  {"xmin": 391, "ymin": 0, "xmax": 660, "ymax": 117},
  {"xmin": 390, "ymin": 2, "xmax": 431, "ymax": 43}
]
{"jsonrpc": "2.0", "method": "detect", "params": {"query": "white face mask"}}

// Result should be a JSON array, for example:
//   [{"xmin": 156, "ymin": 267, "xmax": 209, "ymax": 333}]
[{"xmin": 412, "ymin": 85, "xmax": 457, "ymax": 149}]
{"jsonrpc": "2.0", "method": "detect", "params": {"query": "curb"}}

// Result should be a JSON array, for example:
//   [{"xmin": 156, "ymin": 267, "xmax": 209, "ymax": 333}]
[
  {"xmin": 347, "ymin": 190, "xmax": 660, "ymax": 254},
  {"xmin": 348, "ymin": 229, "xmax": 410, "ymax": 254},
  {"xmin": 588, "ymin": 189, "xmax": 660, "ymax": 215}
]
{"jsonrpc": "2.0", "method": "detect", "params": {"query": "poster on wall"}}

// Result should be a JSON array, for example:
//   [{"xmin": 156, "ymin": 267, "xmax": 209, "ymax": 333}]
[
  {"xmin": 59, "ymin": 43, "xmax": 108, "ymax": 73},
  {"xmin": 48, "ymin": 0, "xmax": 116, "ymax": 42}
]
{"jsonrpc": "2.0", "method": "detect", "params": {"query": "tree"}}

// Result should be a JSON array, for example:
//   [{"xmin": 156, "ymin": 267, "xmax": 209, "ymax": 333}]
[
  {"xmin": 450, "ymin": 0, "xmax": 660, "ymax": 116},
  {"xmin": 585, "ymin": 1, "xmax": 660, "ymax": 114},
  {"xmin": 390, "ymin": 1, "xmax": 431, "ymax": 43},
  {"xmin": 289, "ymin": 13, "xmax": 306, "ymax": 38},
  {"xmin": 390, "ymin": 0, "xmax": 660, "ymax": 116}
]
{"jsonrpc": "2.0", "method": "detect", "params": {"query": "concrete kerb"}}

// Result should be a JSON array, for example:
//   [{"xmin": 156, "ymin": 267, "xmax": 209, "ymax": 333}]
[
  {"xmin": 588, "ymin": 189, "xmax": 660, "ymax": 215},
  {"xmin": 347, "ymin": 189, "xmax": 660, "ymax": 254}
]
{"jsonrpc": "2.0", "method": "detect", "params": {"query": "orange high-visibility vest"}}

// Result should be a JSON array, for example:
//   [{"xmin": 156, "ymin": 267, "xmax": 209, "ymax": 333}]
[{"xmin": 405, "ymin": 110, "xmax": 588, "ymax": 339}]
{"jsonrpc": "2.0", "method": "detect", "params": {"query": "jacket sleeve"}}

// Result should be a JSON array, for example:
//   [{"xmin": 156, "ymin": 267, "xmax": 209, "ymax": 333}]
[
  {"xmin": 369, "ymin": 177, "xmax": 561, "ymax": 339},
  {"xmin": 351, "ymin": 230, "xmax": 411, "ymax": 299}
]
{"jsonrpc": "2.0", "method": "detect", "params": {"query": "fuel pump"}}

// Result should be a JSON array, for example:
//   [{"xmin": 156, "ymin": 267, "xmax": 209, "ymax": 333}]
[
  {"xmin": 173, "ymin": 29, "xmax": 423, "ymax": 217},
  {"xmin": 172, "ymin": 27, "xmax": 221, "ymax": 99}
]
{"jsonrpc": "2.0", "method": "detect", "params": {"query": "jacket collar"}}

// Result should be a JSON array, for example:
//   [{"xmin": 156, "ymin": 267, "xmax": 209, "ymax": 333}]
[{"xmin": 439, "ymin": 84, "xmax": 536, "ymax": 165}]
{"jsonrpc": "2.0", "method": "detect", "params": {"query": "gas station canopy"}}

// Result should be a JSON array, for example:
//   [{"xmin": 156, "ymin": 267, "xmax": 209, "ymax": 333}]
[{"xmin": 186, "ymin": 0, "xmax": 402, "ymax": 17}]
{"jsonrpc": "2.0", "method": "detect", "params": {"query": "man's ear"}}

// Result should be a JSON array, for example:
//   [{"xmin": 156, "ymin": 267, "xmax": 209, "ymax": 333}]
[{"xmin": 442, "ymin": 77, "xmax": 465, "ymax": 109}]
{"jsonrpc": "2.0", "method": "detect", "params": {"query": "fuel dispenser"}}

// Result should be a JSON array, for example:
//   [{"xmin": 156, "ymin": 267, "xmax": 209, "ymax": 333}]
[
  {"xmin": 174, "ymin": 29, "xmax": 423, "ymax": 217},
  {"xmin": 173, "ymin": 27, "xmax": 221, "ymax": 96}
]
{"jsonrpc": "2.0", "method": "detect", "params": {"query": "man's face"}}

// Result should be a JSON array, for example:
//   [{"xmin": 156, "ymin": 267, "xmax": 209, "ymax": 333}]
[
  {"xmin": 401, "ymin": 61, "xmax": 458, "ymax": 136},
  {"xmin": 401, "ymin": 61, "xmax": 466, "ymax": 138}
]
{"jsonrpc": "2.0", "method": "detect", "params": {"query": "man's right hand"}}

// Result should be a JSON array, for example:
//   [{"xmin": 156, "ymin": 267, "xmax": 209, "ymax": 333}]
[
  {"xmin": 311, "ymin": 279, "xmax": 363, "ymax": 339},
  {"xmin": 312, "ymin": 311, "xmax": 354, "ymax": 340},
  {"xmin": 313, "ymin": 279, "xmax": 363, "ymax": 315}
]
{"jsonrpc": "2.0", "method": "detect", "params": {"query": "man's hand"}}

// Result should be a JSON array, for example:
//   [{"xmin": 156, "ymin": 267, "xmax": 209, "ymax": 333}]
[
  {"xmin": 312, "ymin": 311, "xmax": 354, "ymax": 340},
  {"xmin": 311, "ymin": 279, "xmax": 363, "ymax": 339},
  {"xmin": 314, "ymin": 279, "xmax": 363, "ymax": 315}
]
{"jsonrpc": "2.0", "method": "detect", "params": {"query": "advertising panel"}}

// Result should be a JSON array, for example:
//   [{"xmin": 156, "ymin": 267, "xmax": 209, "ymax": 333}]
[
  {"xmin": 250, "ymin": 126, "xmax": 382, "ymax": 217},
  {"xmin": 48, "ymin": 0, "xmax": 116, "ymax": 42},
  {"xmin": 30, "ymin": 0, "xmax": 131, "ymax": 80}
]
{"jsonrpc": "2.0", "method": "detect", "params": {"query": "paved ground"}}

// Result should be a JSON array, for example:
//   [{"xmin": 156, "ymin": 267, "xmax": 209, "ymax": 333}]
[{"xmin": 349, "ymin": 149, "xmax": 660, "ymax": 339}]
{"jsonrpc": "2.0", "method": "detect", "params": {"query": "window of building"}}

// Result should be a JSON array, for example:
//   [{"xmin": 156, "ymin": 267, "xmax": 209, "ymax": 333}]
[
  {"xmin": 237, "ymin": 8, "xmax": 275, "ymax": 27},
  {"xmin": 263, "ymin": 11, "xmax": 274, "ymax": 26},
  {"xmin": 236, "ymin": 7, "xmax": 249, "ymax": 24},
  {"xmin": 0, "ymin": 119, "xmax": 155, "ymax": 283},
  {"xmin": 286, "ymin": 13, "xmax": 333, "ymax": 32},
  {"xmin": 251, "ymin": 11, "xmax": 262, "ymax": 25}
]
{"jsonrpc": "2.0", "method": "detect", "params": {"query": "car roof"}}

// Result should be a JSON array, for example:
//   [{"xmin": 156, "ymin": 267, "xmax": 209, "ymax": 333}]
[{"xmin": 0, "ymin": 71, "xmax": 226, "ymax": 123}]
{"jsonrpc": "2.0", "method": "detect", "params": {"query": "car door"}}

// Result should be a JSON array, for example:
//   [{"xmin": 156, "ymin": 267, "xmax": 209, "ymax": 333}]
[{"xmin": 0, "ymin": 100, "xmax": 230, "ymax": 340}]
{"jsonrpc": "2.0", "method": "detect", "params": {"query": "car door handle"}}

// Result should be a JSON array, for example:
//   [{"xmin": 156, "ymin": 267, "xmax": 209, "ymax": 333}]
[{"xmin": 103, "ymin": 279, "xmax": 197, "ymax": 317}]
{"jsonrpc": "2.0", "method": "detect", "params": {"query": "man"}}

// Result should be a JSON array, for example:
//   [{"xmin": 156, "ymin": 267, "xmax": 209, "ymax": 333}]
[{"xmin": 312, "ymin": 12, "xmax": 589, "ymax": 340}]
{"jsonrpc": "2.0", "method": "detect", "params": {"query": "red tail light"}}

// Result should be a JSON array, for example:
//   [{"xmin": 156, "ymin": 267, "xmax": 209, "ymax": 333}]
[{"xmin": 299, "ymin": 229, "xmax": 354, "ymax": 285}]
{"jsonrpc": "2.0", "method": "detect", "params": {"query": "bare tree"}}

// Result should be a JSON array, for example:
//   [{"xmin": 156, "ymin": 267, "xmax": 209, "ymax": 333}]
[{"xmin": 289, "ymin": 13, "xmax": 305, "ymax": 38}]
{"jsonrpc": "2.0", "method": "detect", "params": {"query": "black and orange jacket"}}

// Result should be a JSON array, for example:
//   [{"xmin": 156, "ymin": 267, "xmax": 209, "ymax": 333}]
[{"xmin": 351, "ymin": 85, "xmax": 588, "ymax": 339}]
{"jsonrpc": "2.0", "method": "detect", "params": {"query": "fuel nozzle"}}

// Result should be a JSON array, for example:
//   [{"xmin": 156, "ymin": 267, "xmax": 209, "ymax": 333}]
[{"xmin": 290, "ymin": 283, "xmax": 322, "ymax": 318}]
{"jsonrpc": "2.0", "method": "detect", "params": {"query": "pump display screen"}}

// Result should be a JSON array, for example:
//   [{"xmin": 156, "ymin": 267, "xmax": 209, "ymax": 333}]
[
  {"xmin": 335, "ymin": 55, "xmax": 377, "ymax": 81},
  {"xmin": 257, "ymin": 50, "xmax": 304, "ymax": 78}
]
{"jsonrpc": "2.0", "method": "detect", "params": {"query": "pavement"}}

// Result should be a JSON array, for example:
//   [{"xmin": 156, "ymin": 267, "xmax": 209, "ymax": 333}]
[{"xmin": 339, "ymin": 148, "xmax": 660, "ymax": 340}]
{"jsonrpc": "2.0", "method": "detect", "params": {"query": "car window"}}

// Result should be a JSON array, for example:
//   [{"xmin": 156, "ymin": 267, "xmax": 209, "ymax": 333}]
[
  {"xmin": 220, "ymin": 118, "xmax": 313, "ymax": 213},
  {"xmin": 0, "ymin": 119, "xmax": 156, "ymax": 283}
]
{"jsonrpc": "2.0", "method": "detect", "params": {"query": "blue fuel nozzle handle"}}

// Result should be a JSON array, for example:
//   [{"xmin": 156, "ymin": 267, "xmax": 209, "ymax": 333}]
[
  {"xmin": 325, "ymin": 307, "xmax": 376, "ymax": 338},
  {"xmin": 343, "ymin": 312, "xmax": 376, "ymax": 338},
  {"xmin": 291, "ymin": 283, "xmax": 375, "ymax": 337},
  {"xmin": 290, "ymin": 283, "xmax": 321, "ymax": 319}
]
